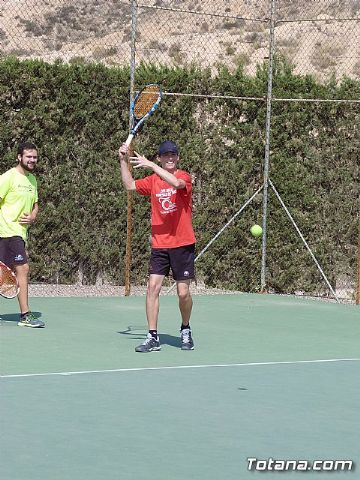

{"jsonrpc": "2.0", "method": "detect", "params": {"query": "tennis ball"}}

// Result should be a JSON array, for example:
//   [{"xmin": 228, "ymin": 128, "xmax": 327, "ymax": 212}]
[{"xmin": 250, "ymin": 224, "xmax": 262, "ymax": 237}]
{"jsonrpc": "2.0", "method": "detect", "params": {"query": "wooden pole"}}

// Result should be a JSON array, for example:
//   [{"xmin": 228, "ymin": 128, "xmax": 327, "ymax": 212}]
[
  {"xmin": 124, "ymin": 143, "xmax": 134, "ymax": 296},
  {"xmin": 125, "ymin": 0, "xmax": 137, "ymax": 296}
]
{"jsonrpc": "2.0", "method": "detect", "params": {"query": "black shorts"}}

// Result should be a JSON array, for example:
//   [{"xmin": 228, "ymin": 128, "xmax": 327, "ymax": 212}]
[
  {"xmin": 0, "ymin": 236, "xmax": 28, "ymax": 267},
  {"xmin": 149, "ymin": 244, "xmax": 195, "ymax": 281}
]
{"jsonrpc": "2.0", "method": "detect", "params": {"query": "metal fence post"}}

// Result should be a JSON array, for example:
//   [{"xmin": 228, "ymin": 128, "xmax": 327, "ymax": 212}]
[{"xmin": 260, "ymin": 0, "xmax": 276, "ymax": 293}]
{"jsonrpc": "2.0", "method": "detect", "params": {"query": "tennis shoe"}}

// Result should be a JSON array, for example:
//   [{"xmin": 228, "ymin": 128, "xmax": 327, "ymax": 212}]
[
  {"xmin": 18, "ymin": 312, "xmax": 45, "ymax": 328},
  {"xmin": 180, "ymin": 328, "xmax": 194, "ymax": 350},
  {"xmin": 135, "ymin": 333, "xmax": 161, "ymax": 352}
]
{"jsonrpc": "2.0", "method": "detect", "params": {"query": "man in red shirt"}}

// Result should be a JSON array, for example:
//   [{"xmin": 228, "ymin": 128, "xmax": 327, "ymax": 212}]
[{"xmin": 119, "ymin": 140, "xmax": 196, "ymax": 352}]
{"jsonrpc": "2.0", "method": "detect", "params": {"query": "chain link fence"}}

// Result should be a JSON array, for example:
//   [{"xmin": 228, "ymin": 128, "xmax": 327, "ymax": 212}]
[
  {"xmin": 2, "ymin": 1, "xmax": 358, "ymax": 80},
  {"xmin": 1, "ymin": 1, "xmax": 359, "ymax": 301}
]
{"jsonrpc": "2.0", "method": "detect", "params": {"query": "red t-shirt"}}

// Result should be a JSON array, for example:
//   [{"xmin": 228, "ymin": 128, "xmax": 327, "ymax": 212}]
[{"xmin": 135, "ymin": 170, "xmax": 196, "ymax": 248}]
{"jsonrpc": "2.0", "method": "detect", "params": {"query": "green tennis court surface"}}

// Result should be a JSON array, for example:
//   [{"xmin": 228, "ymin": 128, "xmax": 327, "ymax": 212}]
[{"xmin": 1, "ymin": 294, "xmax": 359, "ymax": 479}]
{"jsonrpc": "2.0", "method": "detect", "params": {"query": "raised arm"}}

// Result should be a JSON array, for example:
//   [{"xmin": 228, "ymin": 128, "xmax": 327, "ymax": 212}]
[
  {"xmin": 130, "ymin": 151, "xmax": 186, "ymax": 189},
  {"xmin": 118, "ymin": 143, "xmax": 136, "ymax": 191}
]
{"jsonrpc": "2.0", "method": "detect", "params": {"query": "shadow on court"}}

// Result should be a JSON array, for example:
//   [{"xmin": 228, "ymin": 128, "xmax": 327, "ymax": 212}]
[
  {"xmin": 0, "ymin": 311, "xmax": 43, "ymax": 323},
  {"xmin": 118, "ymin": 325, "xmax": 182, "ymax": 348}
]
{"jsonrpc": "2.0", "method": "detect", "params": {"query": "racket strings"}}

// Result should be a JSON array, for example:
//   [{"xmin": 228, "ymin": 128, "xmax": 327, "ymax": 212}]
[
  {"xmin": 0, "ymin": 265, "xmax": 18, "ymax": 298},
  {"xmin": 134, "ymin": 86, "xmax": 160, "ymax": 118}
]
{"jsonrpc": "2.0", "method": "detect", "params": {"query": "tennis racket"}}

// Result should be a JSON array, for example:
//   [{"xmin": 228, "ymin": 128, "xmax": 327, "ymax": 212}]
[
  {"xmin": 125, "ymin": 84, "xmax": 162, "ymax": 146},
  {"xmin": 0, "ymin": 261, "xmax": 19, "ymax": 299}
]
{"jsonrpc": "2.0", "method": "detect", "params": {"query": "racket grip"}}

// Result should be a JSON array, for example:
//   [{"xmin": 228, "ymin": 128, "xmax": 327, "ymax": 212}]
[{"xmin": 125, "ymin": 133, "xmax": 134, "ymax": 147}]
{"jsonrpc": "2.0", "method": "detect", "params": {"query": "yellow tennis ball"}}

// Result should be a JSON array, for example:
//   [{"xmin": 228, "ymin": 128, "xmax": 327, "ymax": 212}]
[{"xmin": 250, "ymin": 224, "xmax": 262, "ymax": 237}]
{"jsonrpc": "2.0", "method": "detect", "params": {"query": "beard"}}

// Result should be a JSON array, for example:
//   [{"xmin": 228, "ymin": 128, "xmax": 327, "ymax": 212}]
[{"xmin": 20, "ymin": 160, "xmax": 36, "ymax": 172}]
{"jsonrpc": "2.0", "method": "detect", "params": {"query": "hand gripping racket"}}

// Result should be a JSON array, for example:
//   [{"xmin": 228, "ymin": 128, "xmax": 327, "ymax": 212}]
[
  {"xmin": 125, "ymin": 84, "xmax": 162, "ymax": 146},
  {"xmin": 0, "ymin": 261, "xmax": 19, "ymax": 299}
]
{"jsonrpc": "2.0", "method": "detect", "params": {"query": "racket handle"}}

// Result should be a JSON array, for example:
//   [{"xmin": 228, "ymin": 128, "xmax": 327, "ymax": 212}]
[{"xmin": 125, "ymin": 133, "xmax": 134, "ymax": 147}]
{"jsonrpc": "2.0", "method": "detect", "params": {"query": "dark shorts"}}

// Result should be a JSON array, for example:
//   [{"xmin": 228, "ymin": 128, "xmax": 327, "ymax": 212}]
[
  {"xmin": 0, "ymin": 236, "xmax": 28, "ymax": 267},
  {"xmin": 149, "ymin": 244, "xmax": 195, "ymax": 281}
]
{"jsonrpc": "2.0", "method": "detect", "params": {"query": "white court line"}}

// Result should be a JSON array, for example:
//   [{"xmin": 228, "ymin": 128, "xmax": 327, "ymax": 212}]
[{"xmin": 1, "ymin": 358, "xmax": 359, "ymax": 379}]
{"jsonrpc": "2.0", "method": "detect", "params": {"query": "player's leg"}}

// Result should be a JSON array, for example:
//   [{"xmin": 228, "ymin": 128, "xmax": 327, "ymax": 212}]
[
  {"xmin": 146, "ymin": 273, "xmax": 165, "ymax": 330},
  {"xmin": 135, "ymin": 274, "xmax": 164, "ymax": 352},
  {"xmin": 176, "ymin": 279, "xmax": 192, "ymax": 327},
  {"xmin": 9, "ymin": 237, "xmax": 44, "ymax": 328},
  {"xmin": 15, "ymin": 262, "xmax": 44, "ymax": 327},
  {"xmin": 135, "ymin": 249, "xmax": 169, "ymax": 352},
  {"xmin": 176, "ymin": 280, "xmax": 194, "ymax": 350},
  {"xmin": 170, "ymin": 244, "xmax": 195, "ymax": 350},
  {"xmin": 14, "ymin": 262, "xmax": 30, "ymax": 314}
]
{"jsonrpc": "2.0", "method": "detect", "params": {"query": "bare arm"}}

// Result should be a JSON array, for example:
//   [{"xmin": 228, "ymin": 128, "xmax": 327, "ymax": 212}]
[
  {"xmin": 118, "ymin": 144, "xmax": 136, "ymax": 191},
  {"xmin": 19, "ymin": 202, "xmax": 38, "ymax": 225},
  {"xmin": 130, "ymin": 152, "xmax": 186, "ymax": 189}
]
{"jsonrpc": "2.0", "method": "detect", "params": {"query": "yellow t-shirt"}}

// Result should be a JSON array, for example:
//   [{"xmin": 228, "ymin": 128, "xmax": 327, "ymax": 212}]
[{"xmin": 0, "ymin": 168, "xmax": 38, "ymax": 241}]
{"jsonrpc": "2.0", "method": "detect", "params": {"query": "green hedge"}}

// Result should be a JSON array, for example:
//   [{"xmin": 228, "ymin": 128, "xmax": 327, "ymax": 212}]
[{"xmin": 0, "ymin": 57, "xmax": 358, "ymax": 295}]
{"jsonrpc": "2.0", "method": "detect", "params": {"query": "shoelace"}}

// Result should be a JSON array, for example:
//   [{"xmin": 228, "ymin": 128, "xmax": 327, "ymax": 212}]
[
  {"xmin": 21, "ymin": 313, "xmax": 33, "ymax": 321},
  {"xmin": 143, "ymin": 334, "xmax": 156, "ymax": 345},
  {"xmin": 182, "ymin": 330, "xmax": 191, "ymax": 343}
]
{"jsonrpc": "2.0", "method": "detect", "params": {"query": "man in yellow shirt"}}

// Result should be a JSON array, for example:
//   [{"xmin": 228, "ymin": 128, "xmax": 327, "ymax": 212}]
[{"xmin": 0, "ymin": 142, "xmax": 44, "ymax": 327}]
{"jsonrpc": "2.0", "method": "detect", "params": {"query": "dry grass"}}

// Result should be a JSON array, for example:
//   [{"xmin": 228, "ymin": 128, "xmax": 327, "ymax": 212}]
[{"xmin": 0, "ymin": 1, "xmax": 359, "ymax": 79}]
